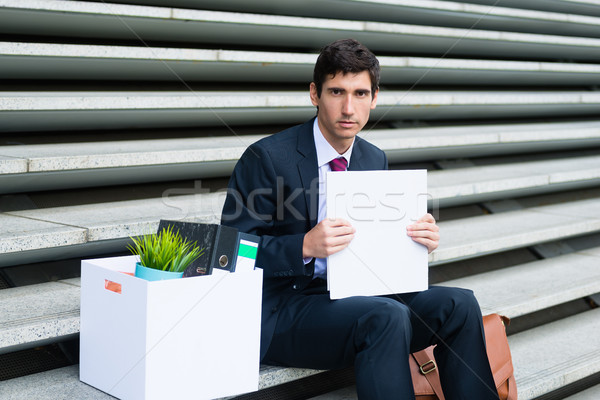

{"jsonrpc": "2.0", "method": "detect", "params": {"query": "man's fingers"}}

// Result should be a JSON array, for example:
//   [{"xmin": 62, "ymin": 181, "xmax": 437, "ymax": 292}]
[
  {"xmin": 323, "ymin": 230, "xmax": 354, "ymax": 247},
  {"xmin": 406, "ymin": 214, "xmax": 439, "ymax": 254},
  {"xmin": 417, "ymin": 213, "xmax": 436, "ymax": 223},
  {"xmin": 324, "ymin": 220, "xmax": 356, "ymax": 236},
  {"xmin": 407, "ymin": 220, "xmax": 439, "ymax": 231},
  {"xmin": 407, "ymin": 228, "xmax": 439, "ymax": 239},
  {"xmin": 325, "ymin": 218, "xmax": 354, "ymax": 228}
]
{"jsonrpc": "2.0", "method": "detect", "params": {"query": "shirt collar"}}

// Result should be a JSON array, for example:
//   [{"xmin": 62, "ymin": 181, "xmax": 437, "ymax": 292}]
[{"xmin": 313, "ymin": 118, "xmax": 354, "ymax": 169}]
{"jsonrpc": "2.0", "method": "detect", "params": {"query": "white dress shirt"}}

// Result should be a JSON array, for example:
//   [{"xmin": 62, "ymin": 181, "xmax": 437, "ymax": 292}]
[{"xmin": 307, "ymin": 118, "xmax": 354, "ymax": 279}]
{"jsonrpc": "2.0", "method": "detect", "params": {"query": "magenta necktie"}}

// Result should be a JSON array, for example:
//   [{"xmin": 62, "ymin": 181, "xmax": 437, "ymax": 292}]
[{"xmin": 329, "ymin": 157, "xmax": 348, "ymax": 172}]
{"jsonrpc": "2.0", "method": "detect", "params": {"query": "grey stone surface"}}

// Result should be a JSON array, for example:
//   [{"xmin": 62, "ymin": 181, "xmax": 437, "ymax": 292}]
[
  {"xmin": 0, "ymin": 194, "xmax": 223, "ymax": 267},
  {"xmin": 0, "ymin": 135, "xmax": 263, "ymax": 172},
  {"xmin": 5, "ymin": 0, "xmax": 600, "ymax": 62},
  {"xmin": 564, "ymin": 384, "xmax": 600, "ymax": 399},
  {"xmin": 1, "ymin": 122, "xmax": 600, "ymax": 174},
  {"xmin": 2, "ymin": 90, "xmax": 597, "ymax": 111},
  {"xmin": 2, "ymin": 121, "xmax": 600, "ymax": 195},
  {"xmin": 0, "ymin": 365, "xmax": 116, "ymax": 400},
  {"xmin": 432, "ymin": 197, "xmax": 600, "ymax": 265},
  {"xmin": 257, "ymin": 365, "xmax": 324, "ymax": 390},
  {"xmin": 0, "ymin": 155, "xmax": 27, "ymax": 174},
  {"xmin": 0, "ymin": 364, "xmax": 323, "ymax": 400},
  {"xmin": 2, "ymin": 186, "xmax": 599, "ymax": 269},
  {"xmin": 103, "ymin": 0, "xmax": 600, "ymax": 36},
  {"xmin": 0, "ymin": 214, "xmax": 86, "ymax": 254},
  {"xmin": 449, "ymin": 0, "xmax": 600, "ymax": 16},
  {"xmin": 510, "ymin": 308, "xmax": 600, "ymax": 399},
  {"xmin": 442, "ymin": 247, "xmax": 600, "ymax": 318},
  {"xmin": 0, "ymin": 280, "xmax": 80, "ymax": 353},
  {"xmin": 2, "ymin": 91, "xmax": 600, "ymax": 132},
  {"xmin": 7, "ymin": 193, "xmax": 224, "ymax": 243},
  {"xmin": 4, "ymin": 41, "xmax": 600, "ymax": 85},
  {"xmin": 429, "ymin": 154, "xmax": 600, "ymax": 206},
  {"xmin": 4, "ymin": 309, "xmax": 598, "ymax": 400}
]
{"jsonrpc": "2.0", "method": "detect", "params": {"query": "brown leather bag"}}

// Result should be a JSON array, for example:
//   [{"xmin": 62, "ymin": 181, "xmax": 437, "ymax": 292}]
[{"xmin": 410, "ymin": 313, "xmax": 517, "ymax": 400}]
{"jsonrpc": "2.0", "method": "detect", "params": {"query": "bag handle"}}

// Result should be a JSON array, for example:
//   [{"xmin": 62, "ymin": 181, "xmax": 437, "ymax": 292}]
[{"xmin": 412, "ymin": 350, "xmax": 445, "ymax": 400}]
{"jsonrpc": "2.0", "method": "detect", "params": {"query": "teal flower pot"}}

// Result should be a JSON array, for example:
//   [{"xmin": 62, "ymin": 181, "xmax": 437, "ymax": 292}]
[{"xmin": 135, "ymin": 262, "xmax": 184, "ymax": 281}]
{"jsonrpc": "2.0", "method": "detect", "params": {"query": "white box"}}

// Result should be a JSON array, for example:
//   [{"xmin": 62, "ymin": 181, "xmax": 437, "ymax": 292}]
[{"xmin": 80, "ymin": 255, "xmax": 262, "ymax": 400}]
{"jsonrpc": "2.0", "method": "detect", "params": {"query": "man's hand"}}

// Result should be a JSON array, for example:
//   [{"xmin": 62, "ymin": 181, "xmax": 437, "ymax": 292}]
[
  {"xmin": 303, "ymin": 218, "xmax": 355, "ymax": 259},
  {"xmin": 406, "ymin": 213, "xmax": 439, "ymax": 254}
]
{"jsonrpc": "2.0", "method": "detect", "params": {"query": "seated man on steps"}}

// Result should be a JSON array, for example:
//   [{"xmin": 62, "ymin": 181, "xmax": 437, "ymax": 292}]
[{"xmin": 221, "ymin": 38, "xmax": 499, "ymax": 400}]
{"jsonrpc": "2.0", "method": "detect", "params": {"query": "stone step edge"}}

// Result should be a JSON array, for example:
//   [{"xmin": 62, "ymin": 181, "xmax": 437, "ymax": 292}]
[
  {"xmin": 2, "ymin": 308, "xmax": 599, "ymax": 400},
  {"xmin": 2, "ymin": 246, "xmax": 599, "ymax": 353},
  {"xmin": 5, "ymin": 91, "xmax": 600, "ymax": 111},
  {"xmin": 2, "ymin": 121, "xmax": 600, "ymax": 174},
  {"xmin": 2, "ymin": 195, "xmax": 600, "ymax": 267},
  {"xmin": 7, "ymin": 0, "xmax": 600, "ymax": 51},
  {"xmin": 3, "ymin": 42, "xmax": 600, "ymax": 76}
]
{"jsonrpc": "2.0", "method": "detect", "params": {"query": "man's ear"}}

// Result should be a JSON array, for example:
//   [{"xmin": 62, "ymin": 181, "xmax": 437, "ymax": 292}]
[
  {"xmin": 309, "ymin": 82, "xmax": 319, "ymax": 107},
  {"xmin": 370, "ymin": 88, "xmax": 379, "ymax": 110}
]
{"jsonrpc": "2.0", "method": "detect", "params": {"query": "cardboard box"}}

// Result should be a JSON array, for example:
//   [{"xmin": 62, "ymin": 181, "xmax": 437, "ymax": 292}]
[{"xmin": 80, "ymin": 255, "xmax": 263, "ymax": 400}]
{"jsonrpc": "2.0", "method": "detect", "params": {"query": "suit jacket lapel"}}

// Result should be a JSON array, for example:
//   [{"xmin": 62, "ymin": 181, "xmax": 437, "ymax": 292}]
[
  {"xmin": 296, "ymin": 118, "xmax": 319, "ymax": 227},
  {"xmin": 348, "ymin": 136, "xmax": 364, "ymax": 171}
]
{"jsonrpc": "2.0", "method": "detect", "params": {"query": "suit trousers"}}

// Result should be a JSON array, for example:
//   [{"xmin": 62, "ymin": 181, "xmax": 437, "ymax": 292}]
[{"xmin": 263, "ymin": 283, "xmax": 500, "ymax": 400}]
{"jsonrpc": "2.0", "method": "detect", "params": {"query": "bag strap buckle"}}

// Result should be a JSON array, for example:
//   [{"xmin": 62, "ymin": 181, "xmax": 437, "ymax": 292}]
[{"xmin": 419, "ymin": 359, "xmax": 437, "ymax": 375}]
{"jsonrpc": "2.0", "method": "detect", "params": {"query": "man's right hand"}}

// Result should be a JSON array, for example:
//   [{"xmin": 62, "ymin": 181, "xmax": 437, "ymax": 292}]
[{"xmin": 302, "ymin": 218, "xmax": 355, "ymax": 259}]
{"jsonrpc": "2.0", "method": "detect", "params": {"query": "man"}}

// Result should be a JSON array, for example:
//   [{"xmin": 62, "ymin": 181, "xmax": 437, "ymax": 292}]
[{"xmin": 222, "ymin": 39, "xmax": 499, "ymax": 399}]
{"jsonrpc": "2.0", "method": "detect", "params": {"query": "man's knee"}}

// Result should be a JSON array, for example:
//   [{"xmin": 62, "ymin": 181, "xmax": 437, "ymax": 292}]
[
  {"xmin": 453, "ymin": 287, "xmax": 480, "ymax": 313},
  {"xmin": 439, "ymin": 287, "xmax": 482, "ymax": 326},
  {"xmin": 355, "ymin": 299, "xmax": 412, "ymax": 349}
]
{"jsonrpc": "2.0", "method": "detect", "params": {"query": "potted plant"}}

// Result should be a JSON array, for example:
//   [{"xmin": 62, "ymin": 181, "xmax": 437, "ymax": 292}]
[{"xmin": 128, "ymin": 225, "xmax": 204, "ymax": 281}]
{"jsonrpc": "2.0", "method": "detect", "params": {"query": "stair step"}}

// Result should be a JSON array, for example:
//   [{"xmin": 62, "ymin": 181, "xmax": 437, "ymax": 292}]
[
  {"xmin": 3, "ymin": 1, "xmax": 600, "ymax": 60},
  {"xmin": 0, "ymin": 279, "xmax": 80, "ymax": 355},
  {"xmin": 2, "ymin": 192, "xmax": 600, "ymax": 267},
  {"xmin": 431, "ymin": 196, "xmax": 600, "ymax": 265},
  {"xmin": 455, "ymin": 0, "xmax": 600, "ymax": 17},
  {"xmin": 0, "ymin": 194, "xmax": 222, "ymax": 267},
  {"xmin": 3, "ymin": 91, "xmax": 600, "ymax": 132},
  {"xmin": 0, "ymin": 363, "xmax": 326, "ymax": 400},
  {"xmin": 0, "ymin": 365, "xmax": 110, "ymax": 400},
  {"xmin": 2, "ymin": 245, "xmax": 598, "ymax": 354},
  {"xmin": 2, "ymin": 122, "xmax": 600, "ymax": 194},
  {"xmin": 102, "ymin": 0, "xmax": 600, "ymax": 38},
  {"xmin": 0, "ymin": 135, "xmax": 262, "ymax": 189},
  {"xmin": 0, "ymin": 135, "xmax": 261, "ymax": 193},
  {"xmin": 0, "ymin": 214, "xmax": 87, "ymax": 258},
  {"xmin": 564, "ymin": 383, "xmax": 600, "ymax": 399},
  {"xmin": 429, "ymin": 154, "xmax": 600, "ymax": 207},
  {"xmin": 5, "ymin": 41, "xmax": 600, "ymax": 85},
  {"xmin": 511, "ymin": 308, "xmax": 600, "ymax": 398},
  {"xmin": 442, "ymin": 246, "xmax": 600, "ymax": 318},
  {"xmin": 2, "ymin": 301, "xmax": 597, "ymax": 399}
]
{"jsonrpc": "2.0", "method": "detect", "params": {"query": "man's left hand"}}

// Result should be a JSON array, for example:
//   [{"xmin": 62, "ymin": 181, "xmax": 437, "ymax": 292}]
[{"xmin": 406, "ymin": 213, "xmax": 439, "ymax": 254}]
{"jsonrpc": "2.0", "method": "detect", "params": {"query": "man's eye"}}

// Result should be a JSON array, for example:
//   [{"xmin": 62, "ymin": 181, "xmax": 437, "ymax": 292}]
[
  {"xmin": 331, "ymin": 89, "xmax": 342, "ymax": 95},
  {"xmin": 357, "ymin": 91, "xmax": 368, "ymax": 97}
]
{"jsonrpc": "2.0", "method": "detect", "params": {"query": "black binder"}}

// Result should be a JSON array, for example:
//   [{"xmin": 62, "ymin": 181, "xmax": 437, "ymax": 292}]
[{"xmin": 157, "ymin": 220, "xmax": 239, "ymax": 276}]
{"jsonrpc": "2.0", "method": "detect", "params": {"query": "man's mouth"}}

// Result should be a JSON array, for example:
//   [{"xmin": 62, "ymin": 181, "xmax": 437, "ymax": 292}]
[{"xmin": 338, "ymin": 120, "xmax": 356, "ymax": 128}]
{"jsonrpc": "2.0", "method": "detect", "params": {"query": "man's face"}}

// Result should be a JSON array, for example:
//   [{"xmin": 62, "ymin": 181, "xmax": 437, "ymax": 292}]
[{"xmin": 310, "ymin": 70, "xmax": 378, "ymax": 153}]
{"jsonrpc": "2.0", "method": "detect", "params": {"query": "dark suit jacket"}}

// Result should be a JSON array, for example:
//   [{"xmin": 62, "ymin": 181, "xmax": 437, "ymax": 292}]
[{"xmin": 221, "ymin": 118, "xmax": 388, "ymax": 359}]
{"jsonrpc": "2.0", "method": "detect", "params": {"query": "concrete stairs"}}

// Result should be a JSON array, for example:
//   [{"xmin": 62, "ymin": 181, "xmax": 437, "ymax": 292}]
[{"xmin": 1, "ymin": 0, "xmax": 600, "ymax": 398}]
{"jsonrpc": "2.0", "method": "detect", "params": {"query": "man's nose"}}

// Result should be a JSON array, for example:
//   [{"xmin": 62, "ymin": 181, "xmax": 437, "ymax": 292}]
[{"xmin": 342, "ymin": 95, "xmax": 354, "ymax": 115}]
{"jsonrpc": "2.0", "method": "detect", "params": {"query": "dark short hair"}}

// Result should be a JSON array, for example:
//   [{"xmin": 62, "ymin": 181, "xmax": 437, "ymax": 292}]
[{"xmin": 313, "ymin": 39, "xmax": 380, "ymax": 98}]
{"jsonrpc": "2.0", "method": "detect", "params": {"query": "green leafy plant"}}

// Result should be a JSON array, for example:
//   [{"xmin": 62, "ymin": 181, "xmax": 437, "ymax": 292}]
[{"xmin": 127, "ymin": 226, "xmax": 204, "ymax": 273}]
